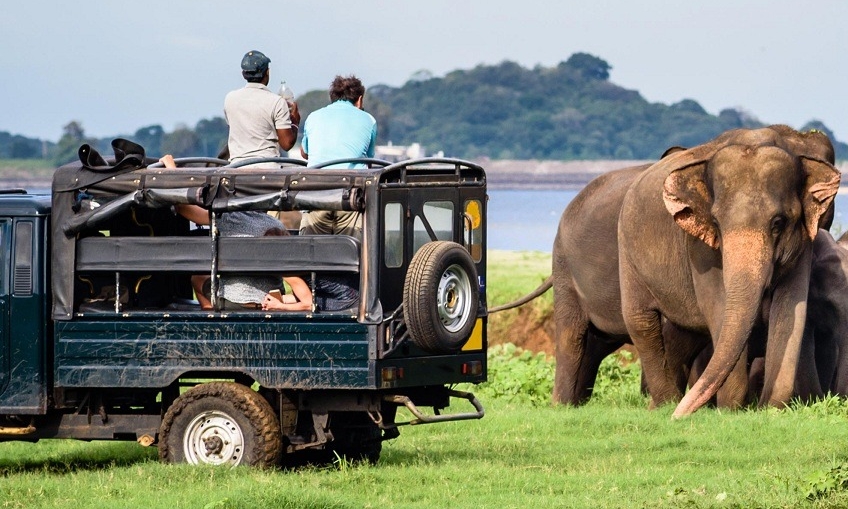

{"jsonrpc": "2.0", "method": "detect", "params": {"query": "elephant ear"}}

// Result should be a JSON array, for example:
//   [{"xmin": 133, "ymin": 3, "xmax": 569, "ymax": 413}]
[
  {"xmin": 801, "ymin": 156, "xmax": 841, "ymax": 241},
  {"xmin": 660, "ymin": 144, "xmax": 720, "ymax": 249}
]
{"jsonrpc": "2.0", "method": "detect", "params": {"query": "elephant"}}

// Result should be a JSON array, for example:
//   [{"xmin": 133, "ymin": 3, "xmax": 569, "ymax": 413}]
[
  {"xmin": 491, "ymin": 149, "xmax": 699, "ymax": 406},
  {"xmin": 493, "ymin": 127, "xmax": 840, "ymax": 416},
  {"xmin": 618, "ymin": 126, "xmax": 839, "ymax": 417},
  {"xmin": 545, "ymin": 150, "xmax": 705, "ymax": 407}
]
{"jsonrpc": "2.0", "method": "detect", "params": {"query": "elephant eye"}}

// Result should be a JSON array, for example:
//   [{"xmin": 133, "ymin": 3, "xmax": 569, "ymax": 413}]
[{"xmin": 771, "ymin": 215, "xmax": 787, "ymax": 236}]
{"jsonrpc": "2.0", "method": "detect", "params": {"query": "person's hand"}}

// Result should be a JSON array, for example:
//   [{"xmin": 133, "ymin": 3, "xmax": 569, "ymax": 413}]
[
  {"xmin": 159, "ymin": 154, "xmax": 176, "ymax": 169},
  {"xmin": 262, "ymin": 293, "xmax": 283, "ymax": 311},
  {"xmin": 289, "ymin": 102, "xmax": 301, "ymax": 126}
]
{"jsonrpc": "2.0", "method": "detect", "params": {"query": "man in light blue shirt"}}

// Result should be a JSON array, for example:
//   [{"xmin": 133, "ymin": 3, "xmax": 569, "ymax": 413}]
[
  {"xmin": 300, "ymin": 75, "xmax": 377, "ymax": 169},
  {"xmin": 300, "ymin": 75, "xmax": 377, "ymax": 237}
]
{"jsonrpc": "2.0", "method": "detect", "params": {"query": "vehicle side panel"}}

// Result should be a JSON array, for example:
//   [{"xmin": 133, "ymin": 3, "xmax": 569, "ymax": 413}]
[{"xmin": 53, "ymin": 318, "xmax": 374, "ymax": 389}]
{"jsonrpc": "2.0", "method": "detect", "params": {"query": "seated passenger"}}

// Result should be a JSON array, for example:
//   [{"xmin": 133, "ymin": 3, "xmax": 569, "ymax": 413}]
[
  {"xmin": 197, "ymin": 224, "xmax": 312, "ymax": 311},
  {"xmin": 313, "ymin": 274, "xmax": 359, "ymax": 311},
  {"xmin": 160, "ymin": 155, "xmax": 357, "ymax": 312},
  {"xmin": 160, "ymin": 155, "xmax": 311, "ymax": 311}
]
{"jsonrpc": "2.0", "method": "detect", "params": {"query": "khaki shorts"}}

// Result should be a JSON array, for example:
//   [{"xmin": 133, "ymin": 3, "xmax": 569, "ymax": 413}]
[{"xmin": 300, "ymin": 210, "xmax": 362, "ymax": 239}]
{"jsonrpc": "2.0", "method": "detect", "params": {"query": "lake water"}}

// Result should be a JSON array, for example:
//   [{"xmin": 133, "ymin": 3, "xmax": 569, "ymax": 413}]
[
  {"xmin": 488, "ymin": 188, "xmax": 848, "ymax": 253},
  {"xmin": 24, "ymin": 186, "xmax": 848, "ymax": 253}
]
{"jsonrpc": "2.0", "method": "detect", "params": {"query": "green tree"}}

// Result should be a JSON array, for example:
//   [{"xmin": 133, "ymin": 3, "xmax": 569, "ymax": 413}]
[
  {"xmin": 563, "ymin": 52, "xmax": 611, "ymax": 80},
  {"xmin": 161, "ymin": 125, "xmax": 201, "ymax": 157},
  {"xmin": 10, "ymin": 138, "xmax": 38, "ymax": 159},
  {"xmin": 51, "ymin": 121, "xmax": 94, "ymax": 166},
  {"xmin": 194, "ymin": 117, "xmax": 228, "ymax": 158},
  {"xmin": 133, "ymin": 125, "xmax": 165, "ymax": 156}
]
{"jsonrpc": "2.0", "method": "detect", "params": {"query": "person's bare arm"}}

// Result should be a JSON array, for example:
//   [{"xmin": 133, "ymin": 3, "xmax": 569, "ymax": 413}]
[
  {"xmin": 175, "ymin": 204, "xmax": 209, "ymax": 225},
  {"xmin": 277, "ymin": 102, "xmax": 301, "ymax": 151},
  {"xmin": 159, "ymin": 154, "xmax": 177, "ymax": 168},
  {"xmin": 262, "ymin": 276, "xmax": 312, "ymax": 311},
  {"xmin": 277, "ymin": 127, "xmax": 298, "ymax": 151}
]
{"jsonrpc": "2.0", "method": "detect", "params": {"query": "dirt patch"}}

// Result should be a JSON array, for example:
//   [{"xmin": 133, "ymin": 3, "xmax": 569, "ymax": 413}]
[
  {"xmin": 489, "ymin": 305, "xmax": 555, "ymax": 356},
  {"xmin": 488, "ymin": 304, "xmax": 638, "ymax": 362}
]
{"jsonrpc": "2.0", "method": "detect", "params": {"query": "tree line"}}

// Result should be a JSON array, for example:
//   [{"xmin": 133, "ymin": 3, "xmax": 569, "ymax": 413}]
[{"xmin": 3, "ymin": 52, "xmax": 846, "ymax": 165}]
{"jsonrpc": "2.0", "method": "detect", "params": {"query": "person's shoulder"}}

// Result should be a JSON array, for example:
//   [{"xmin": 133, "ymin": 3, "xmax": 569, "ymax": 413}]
[{"xmin": 356, "ymin": 108, "xmax": 376, "ymax": 126}]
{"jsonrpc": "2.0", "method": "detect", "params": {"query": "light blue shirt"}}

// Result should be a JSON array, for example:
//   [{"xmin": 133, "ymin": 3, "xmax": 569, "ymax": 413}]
[{"xmin": 301, "ymin": 100, "xmax": 377, "ymax": 168}]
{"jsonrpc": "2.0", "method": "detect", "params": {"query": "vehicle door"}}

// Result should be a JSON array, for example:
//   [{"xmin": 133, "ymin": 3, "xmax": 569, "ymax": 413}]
[
  {"xmin": 379, "ymin": 187, "xmax": 459, "ymax": 314},
  {"xmin": 0, "ymin": 219, "xmax": 10, "ymax": 395}
]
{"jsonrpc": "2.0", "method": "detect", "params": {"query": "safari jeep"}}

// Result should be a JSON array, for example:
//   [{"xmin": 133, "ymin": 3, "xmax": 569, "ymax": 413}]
[{"xmin": 0, "ymin": 140, "xmax": 487, "ymax": 466}]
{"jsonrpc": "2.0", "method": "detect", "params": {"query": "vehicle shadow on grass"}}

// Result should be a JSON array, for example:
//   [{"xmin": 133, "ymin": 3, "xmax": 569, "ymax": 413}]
[
  {"xmin": 378, "ymin": 445, "xmax": 488, "ymax": 467},
  {"xmin": 0, "ymin": 441, "xmax": 157, "ymax": 475}
]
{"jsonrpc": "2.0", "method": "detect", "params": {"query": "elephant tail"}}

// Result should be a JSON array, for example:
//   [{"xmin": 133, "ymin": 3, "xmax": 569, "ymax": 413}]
[{"xmin": 489, "ymin": 276, "xmax": 553, "ymax": 313}]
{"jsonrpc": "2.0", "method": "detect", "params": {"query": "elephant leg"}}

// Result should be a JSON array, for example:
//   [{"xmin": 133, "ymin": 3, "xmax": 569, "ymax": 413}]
[
  {"xmin": 747, "ymin": 357, "xmax": 765, "ymax": 401},
  {"xmin": 662, "ymin": 322, "xmax": 709, "ymax": 394},
  {"xmin": 794, "ymin": 327, "xmax": 824, "ymax": 402},
  {"xmin": 761, "ymin": 246, "xmax": 812, "ymax": 407},
  {"xmin": 620, "ymin": 260, "xmax": 682, "ymax": 407},
  {"xmin": 575, "ymin": 328, "xmax": 625, "ymax": 401},
  {"xmin": 715, "ymin": 346, "xmax": 749, "ymax": 409},
  {"xmin": 552, "ymin": 283, "xmax": 592, "ymax": 405}
]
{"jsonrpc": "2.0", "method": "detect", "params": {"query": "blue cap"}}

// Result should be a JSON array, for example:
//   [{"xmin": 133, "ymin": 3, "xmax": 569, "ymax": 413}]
[{"xmin": 241, "ymin": 50, "xmax": 270, "ymax": 74}]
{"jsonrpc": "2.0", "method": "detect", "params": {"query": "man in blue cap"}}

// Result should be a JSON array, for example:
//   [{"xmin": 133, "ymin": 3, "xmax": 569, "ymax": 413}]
[{"xmin": 223, "ymin": 50, "xmax": 300, "ymax": 167}]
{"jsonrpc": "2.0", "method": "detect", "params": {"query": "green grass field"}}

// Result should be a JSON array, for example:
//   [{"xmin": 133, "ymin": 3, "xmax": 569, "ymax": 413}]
[
  {"xmin": 0, "ymin": 159, "xmax": 55, "ymax": 182},
  {"xmin": 3, "ymin": 395, "xmax": 848, "ymax": 508},
  {"xmin": 2, "ymin": 250, "xmax": 848, "ymax": 508}
]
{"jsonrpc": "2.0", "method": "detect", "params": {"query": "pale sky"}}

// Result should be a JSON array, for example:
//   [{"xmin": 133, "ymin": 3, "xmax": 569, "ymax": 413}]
[{"xmin": 3, "ymin": 0, "xmax": 847, "ymax": 146}]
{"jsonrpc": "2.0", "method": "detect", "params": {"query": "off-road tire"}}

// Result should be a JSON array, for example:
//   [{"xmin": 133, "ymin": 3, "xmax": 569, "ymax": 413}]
[
  {"xmin": 326, "ymin": 412, "xmax": 383, "ymax": 465},
  {"xmin": 403, "ymin": 241, "xmax": 479, "ymax": 353},
  {"xmin": 158, "ymin": 382, "xmax": 282, "ymax": 467}
]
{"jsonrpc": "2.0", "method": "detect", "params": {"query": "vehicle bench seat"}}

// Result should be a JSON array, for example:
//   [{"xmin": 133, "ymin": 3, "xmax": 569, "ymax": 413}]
[{"xmin": 75, "ymin": 234, "xmax": 361, "ymax": 273}]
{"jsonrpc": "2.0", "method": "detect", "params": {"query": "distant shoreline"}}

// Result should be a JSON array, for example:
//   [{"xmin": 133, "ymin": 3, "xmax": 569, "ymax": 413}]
[{"xmin": 3, "ymin": 158, "xmax": 848, "ymax": 192}]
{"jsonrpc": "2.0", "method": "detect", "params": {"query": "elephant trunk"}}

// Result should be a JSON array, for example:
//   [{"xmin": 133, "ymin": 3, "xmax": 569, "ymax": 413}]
[{"xmin": 672, "ymin": 229, "xmax": 771, "ymax": 418}]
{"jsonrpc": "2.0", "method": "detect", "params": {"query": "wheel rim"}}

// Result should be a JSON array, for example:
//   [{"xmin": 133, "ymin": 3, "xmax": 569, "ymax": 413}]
[
  {"xmin": 183, "ymin": 410, "xmax": 245, "ymax": 466},
  {"xmin": 437, "ymin": 263, "xmax": 473, "ymax": 332}
]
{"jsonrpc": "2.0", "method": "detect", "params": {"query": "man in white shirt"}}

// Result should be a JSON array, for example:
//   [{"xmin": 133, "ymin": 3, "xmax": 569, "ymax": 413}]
[{"xmin": 224, "ymin": 50, "xmax": 300, "ymax": 167}]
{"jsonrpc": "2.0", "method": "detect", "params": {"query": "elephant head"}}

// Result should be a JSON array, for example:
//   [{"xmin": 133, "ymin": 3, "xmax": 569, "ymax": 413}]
[{"xmin": 656, "ymin": 127, "xmax": 840, "ymax": 416}]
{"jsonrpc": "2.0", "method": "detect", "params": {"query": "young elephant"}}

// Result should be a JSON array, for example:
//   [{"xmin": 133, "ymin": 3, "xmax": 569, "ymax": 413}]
[
  {"xmin": 790, "ymin": 229, "xmax": 848, "ymax": 398},
  {"xmin": 689, "ymin": 229, "xmax": 848, "ymax": 403},
  {"xmin": 618, "ymin": 126, "xmax": 840, "ymax": 417}
]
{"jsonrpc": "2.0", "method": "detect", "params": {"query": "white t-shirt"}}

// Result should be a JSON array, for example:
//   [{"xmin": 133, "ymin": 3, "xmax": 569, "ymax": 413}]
[{"xmin": 224, "ymin": 83, "xmax": 292, "ymax": 164}]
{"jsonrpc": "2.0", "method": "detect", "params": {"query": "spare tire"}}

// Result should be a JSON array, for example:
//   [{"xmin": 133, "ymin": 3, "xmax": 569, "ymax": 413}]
[{"xmin": 403, "ymin": 241, "xmax": 479, "ymax": 353}]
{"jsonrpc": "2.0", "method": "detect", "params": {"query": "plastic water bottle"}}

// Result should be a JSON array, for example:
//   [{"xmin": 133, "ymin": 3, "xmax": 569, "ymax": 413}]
[{"xmin": 278, "ymin": 80, "xmax": 294, "ymax": 105}]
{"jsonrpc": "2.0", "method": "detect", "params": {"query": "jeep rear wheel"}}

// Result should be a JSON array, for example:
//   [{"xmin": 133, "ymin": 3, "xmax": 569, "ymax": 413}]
[
  {"xmin": 327, "ymin": 412, "xmax": 383, "ymax": 464},
  {"xmin": 404, "ymin": 241, "xmax": 479, "ymax": 353},
  {"xmin": 158, "ymin": 382, "xmax": 282, "ymax": 467}
]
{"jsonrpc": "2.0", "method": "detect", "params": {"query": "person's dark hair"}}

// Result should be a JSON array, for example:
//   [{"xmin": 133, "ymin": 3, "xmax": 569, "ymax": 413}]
[
  {"xmin": 243, "ymin": 68, "xmax": 268, "ymax": 83},
  {"xmin": 329, "ymin": 75, "xmax": 365, "ymax": 103},
  {"xmin": 264, "ymin": 226, "xmax": 290, "ymax": 237}
]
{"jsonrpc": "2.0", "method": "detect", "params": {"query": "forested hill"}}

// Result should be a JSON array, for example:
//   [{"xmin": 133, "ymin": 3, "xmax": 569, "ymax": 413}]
[
  {"xmin": 3, "ymin": 52, "xmax": 846, "ymax": 165},
  {"xmin": 349, "ymin": 53, "xmax": 847, "ymax": 160}
]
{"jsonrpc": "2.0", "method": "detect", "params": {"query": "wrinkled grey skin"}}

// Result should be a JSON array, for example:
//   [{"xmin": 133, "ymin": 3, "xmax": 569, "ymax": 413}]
[
  {"xmin": 489, "ymin": 164, "xmax": 643, "ymax": 405},
  {"xmin": 672, "ymin": 230, "xmax": 848, "ymax": 407},
  {"xmin": 546, "ymin": 158, "xmax": 705, "ymax": 406},
  {"xmin": 491, "ymin": 126, "xmax": 839, "ymax": 415},
  {"xmin": 549, "ymin": 165, "xmax": 644, "ymax": 405},
  {"xmin": 774, "ymin": 229, "xmax": 848, "ymax": 399},
  {"xmin": 619, "ymin": 126, "xmax": 840, "ymax": 417}
]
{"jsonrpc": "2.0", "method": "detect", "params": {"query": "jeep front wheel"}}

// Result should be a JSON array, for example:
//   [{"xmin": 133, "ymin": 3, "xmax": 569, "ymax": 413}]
[
  {"xmin": 158, "ymin": 382, "xmax": 282, "ymax": 467},
  {"xmin": 404, "ymin": 241, "xmax": 479, "ymax": 354}
]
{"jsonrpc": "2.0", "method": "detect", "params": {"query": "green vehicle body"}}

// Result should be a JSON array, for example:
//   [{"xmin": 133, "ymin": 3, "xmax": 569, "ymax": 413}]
[{"xmin": 0, "ymin": 150, "xmax": 487, "ymax": 465}]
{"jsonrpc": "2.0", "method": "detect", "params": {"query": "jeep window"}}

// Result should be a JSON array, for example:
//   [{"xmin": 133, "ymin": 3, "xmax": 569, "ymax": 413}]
[
  {"xmin": 0, "ymin": 220, "xmax": 6, "ymax": 294},
  {"xmin": 464, "ymin": 199, "xmax": 483, "ymax": 262},
  {"xmin": 13, "ymin": 222, "xmax": 33, "ymax": 296},
  {"xmin": 413, "ymin": 201, "xmax": 453, "ymax": 253},
  {"xmin": 384, "ymin": 202, "xmax": 403, "ymax": 268}
]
